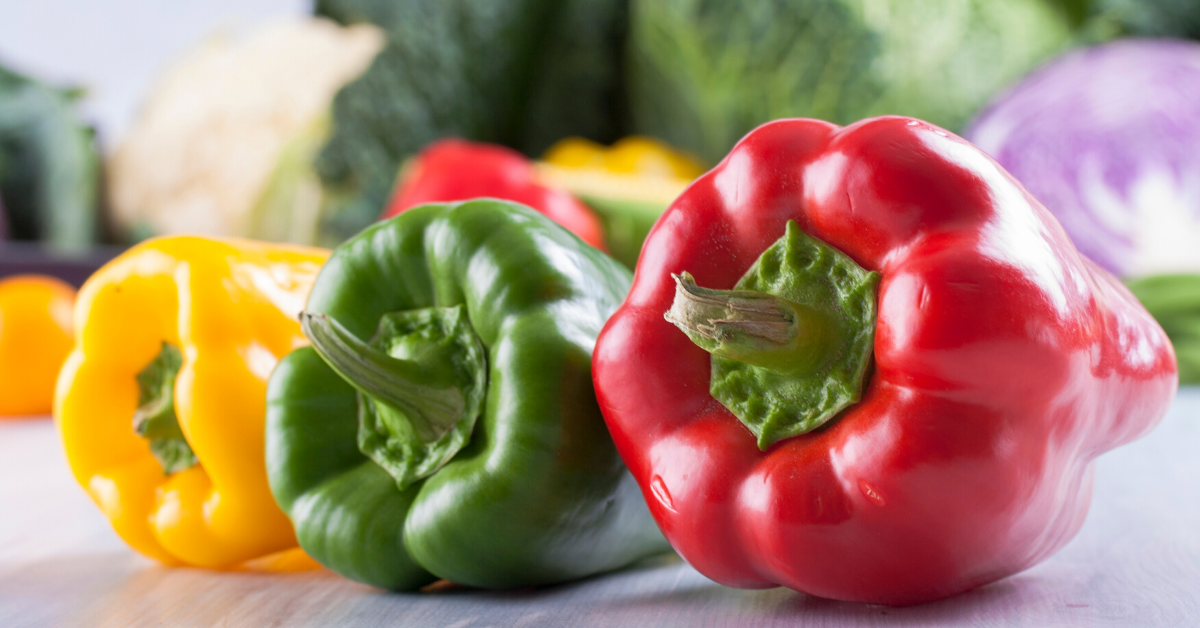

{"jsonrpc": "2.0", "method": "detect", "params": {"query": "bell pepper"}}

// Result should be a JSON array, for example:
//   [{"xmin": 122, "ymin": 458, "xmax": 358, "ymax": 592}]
[
  {"xmin": 0, "ymin": 275, "xmax": 75, "ymax": 417},
  {"xmin": 538, "ymin": 136, "xmax": 705, "ymax": 269},
  {"xmin": 382, "ymin": 139, "xmax": 606, "ymax": 251},
  {"xmin": 266, "ymin": 199, "xmax": 667, "ymax": 590},
  {"xmin": 55, "ymin": 236, "xmax": 328, "ymax": 569},
  {"xmin": 593, "ymin": 116, "xmax": 1178, "ymax": 605}
]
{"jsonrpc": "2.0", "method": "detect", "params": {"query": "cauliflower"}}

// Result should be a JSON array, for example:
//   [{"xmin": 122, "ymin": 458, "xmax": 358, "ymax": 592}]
[{"xmin": 108, "ymin": 18, "xmax": 384, "ymax": 244}]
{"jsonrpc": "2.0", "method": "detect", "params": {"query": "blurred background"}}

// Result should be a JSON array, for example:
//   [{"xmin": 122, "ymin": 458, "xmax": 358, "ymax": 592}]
[
  {"xmin": 0, "ymin": 0, "xmax": 312, "ymax": 282},
  {"xmin": 0, "ymin": 0, "xmax": 1198, "ymax": 378},
  {"xmin": 0, "ymin": 1, "xmax": 309, "ymax": 151}
]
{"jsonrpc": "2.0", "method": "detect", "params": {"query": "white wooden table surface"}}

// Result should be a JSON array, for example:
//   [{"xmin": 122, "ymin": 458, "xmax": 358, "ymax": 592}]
[{"xmin": 1, "ymin": 390, "xmax": 1198, "ymax": 628}]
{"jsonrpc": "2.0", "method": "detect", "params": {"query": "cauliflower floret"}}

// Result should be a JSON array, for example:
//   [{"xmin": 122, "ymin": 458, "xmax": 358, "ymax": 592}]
[{"xmin": 109, "ymin": 18, "xmax": 384, "ymax": 243}]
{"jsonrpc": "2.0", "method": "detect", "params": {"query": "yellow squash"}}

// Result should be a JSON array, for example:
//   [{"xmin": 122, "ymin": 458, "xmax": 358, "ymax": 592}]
[{"xmin": 55, "ymin": 236, "xmax": 328, "ymax": 569}]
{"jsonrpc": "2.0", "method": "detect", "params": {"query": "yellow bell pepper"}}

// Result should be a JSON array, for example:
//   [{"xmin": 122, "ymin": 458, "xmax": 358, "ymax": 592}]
[
  {"xmin": 538, "ymin": 135, "xmax": 704, "ymax": 203},
  {"xmin": 54, "ymin": 236, "xmax": 328, "ymax": 569},
  {"xmin": 536, "ymin": 136, "xmax": 706, "ymax": 268}
]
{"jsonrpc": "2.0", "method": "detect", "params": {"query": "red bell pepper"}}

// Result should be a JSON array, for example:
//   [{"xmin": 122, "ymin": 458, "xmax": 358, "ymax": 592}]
[
  {"xmin": 382, "ymin": 139, "xmax": 606, "ymax": 250},
  {"xmin": 593, "ymin": 116, "xmax": 1177, "ymax": 605}
]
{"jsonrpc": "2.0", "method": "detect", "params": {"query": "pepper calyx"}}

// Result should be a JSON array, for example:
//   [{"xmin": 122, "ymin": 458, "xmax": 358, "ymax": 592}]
[
  {"xmin": 301, "ymin": 306, "xmax": 486, "ymax": 490},
  {"xmin": 132, "ymin": 342, "xmax": 199, "ymax": 475},
  {"xmin": 666, "ymin": 221, "xmax": 879, "ymax": 450}
]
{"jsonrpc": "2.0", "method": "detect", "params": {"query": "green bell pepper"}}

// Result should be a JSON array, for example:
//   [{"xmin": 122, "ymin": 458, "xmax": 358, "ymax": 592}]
[{"xmin": 266, "ymin": 199, "xmax": 668, "ymax": 590}]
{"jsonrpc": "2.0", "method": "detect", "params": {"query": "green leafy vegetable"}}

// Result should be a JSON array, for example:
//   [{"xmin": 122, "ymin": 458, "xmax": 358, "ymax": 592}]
[
  {"xmin": 627, "ymin": 0, "xmax": 1079, "ymax": 164},
  {"xmin": 313, "ymin": 0, "xmax": 630, "ymax": 242},
  {"xmin": 0, "ymin": 63, "xmax": 100, "ymax": 250},
  {"xmin": 1088, "ymin": 0, "xmax": 1200, "ymax": 40}
]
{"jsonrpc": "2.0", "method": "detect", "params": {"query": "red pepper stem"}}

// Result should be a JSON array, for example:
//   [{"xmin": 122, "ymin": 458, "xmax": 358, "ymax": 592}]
[
  {"xmin": 662, "ymin": 222, "xmax": 878, "ymax": 448},
  {"xmin": 664, "ymin": 272, "xmax": 831, "ymax": 373}
]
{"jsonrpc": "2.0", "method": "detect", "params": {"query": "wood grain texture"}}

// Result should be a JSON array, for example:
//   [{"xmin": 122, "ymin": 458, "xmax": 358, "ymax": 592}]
[{"xmin": 1, "ymin": 391, "xmax": 1198, "ymax": 627}]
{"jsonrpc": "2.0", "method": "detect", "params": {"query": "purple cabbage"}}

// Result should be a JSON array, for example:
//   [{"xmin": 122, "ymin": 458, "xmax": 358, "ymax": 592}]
[{"xmin": 965, "ymin": 39, "xmax": 1200, "ymax": 278}]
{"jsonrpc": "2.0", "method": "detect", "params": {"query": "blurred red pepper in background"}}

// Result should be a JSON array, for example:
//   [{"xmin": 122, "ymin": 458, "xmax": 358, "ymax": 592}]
[{"xmin": 382, "ymin": 139, "xmax": 606, "ymax": 250}]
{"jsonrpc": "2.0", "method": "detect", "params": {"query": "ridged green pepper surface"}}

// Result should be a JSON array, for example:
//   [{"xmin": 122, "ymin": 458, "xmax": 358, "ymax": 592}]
[{"xmin": 266, "ymin": 199, "xmax": 667, "ymax": 590}]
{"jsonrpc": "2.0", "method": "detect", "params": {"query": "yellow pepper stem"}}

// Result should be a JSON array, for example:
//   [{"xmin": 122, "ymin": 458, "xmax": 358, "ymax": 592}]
[{"xmin": 131, "ymin": 342, "xmax": 198, "ymax": 474}]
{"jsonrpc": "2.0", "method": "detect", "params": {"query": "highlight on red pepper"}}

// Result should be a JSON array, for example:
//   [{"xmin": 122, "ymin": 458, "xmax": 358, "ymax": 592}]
[
  {"xmin": 382, "ymin": 138, "xmax": 606, "ymax": 250},
  {"xmin": 592, "ymin": 116, "xmax": 1179, "ymax": 606}
]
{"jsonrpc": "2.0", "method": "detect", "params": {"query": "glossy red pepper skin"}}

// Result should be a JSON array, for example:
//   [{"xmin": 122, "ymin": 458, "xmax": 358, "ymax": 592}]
[
  {"xmin": 593, "ymin": 117, "xmax": 1177, "ymax": 605},
  {"xmin": 382, "ymin": 139, "xmax": 606, "ymax": 250}
]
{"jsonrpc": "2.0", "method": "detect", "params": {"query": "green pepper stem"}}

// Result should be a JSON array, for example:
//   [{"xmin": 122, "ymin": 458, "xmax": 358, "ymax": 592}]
[{"xmin": 300, "ymin": 311, "xmax": 465, "ymax": 443}]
